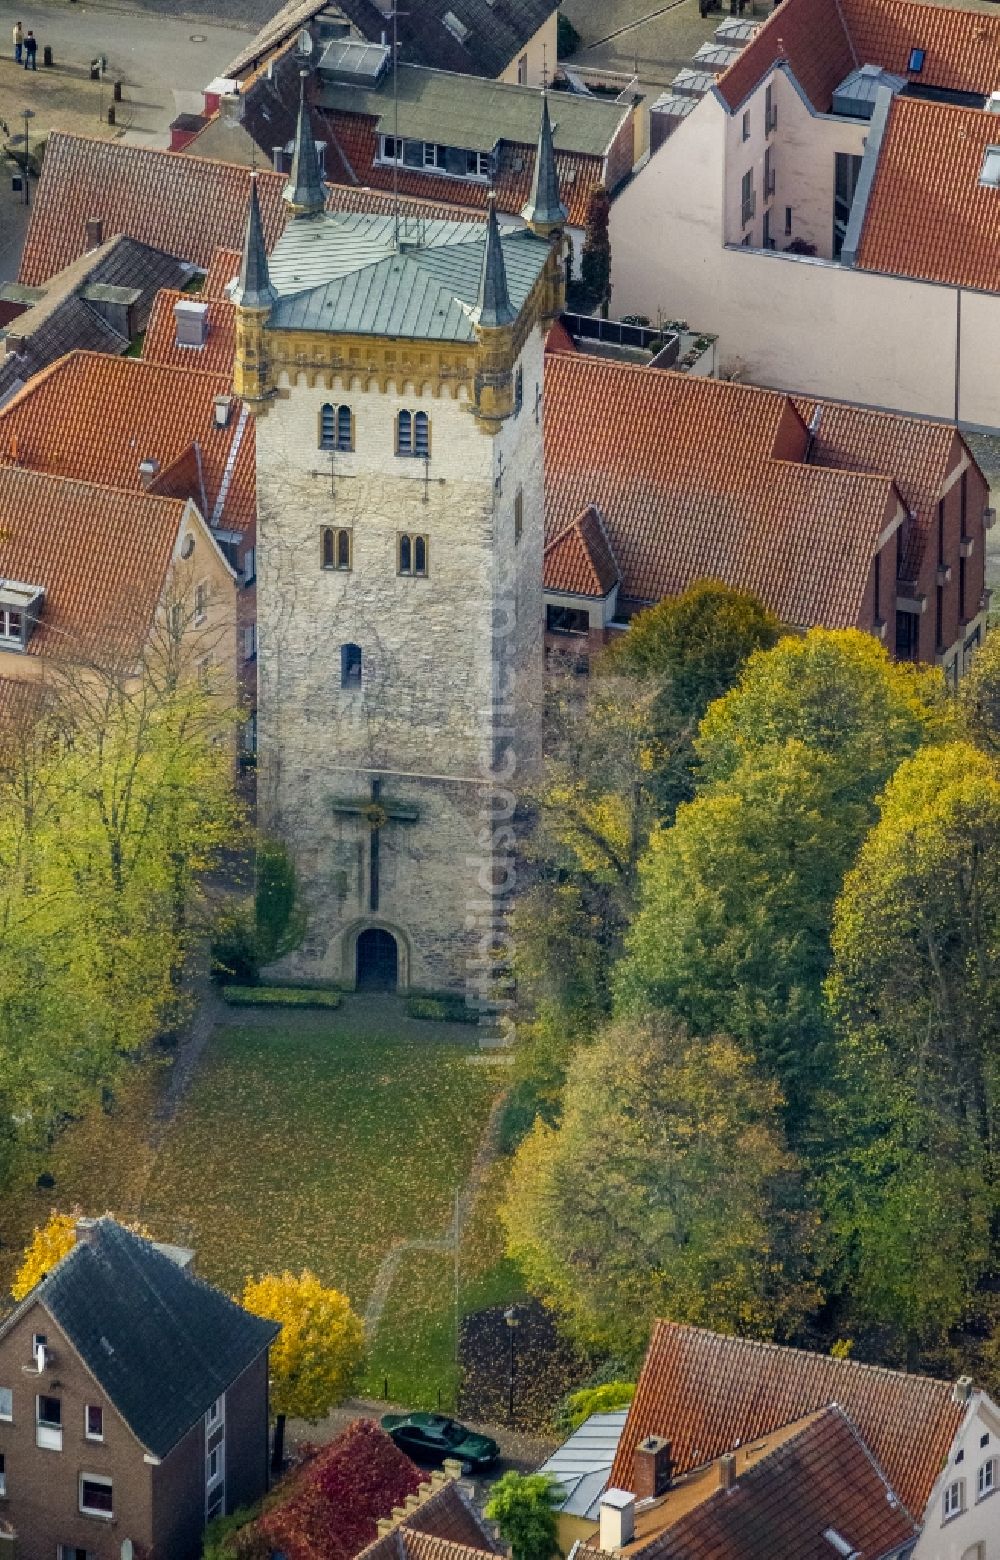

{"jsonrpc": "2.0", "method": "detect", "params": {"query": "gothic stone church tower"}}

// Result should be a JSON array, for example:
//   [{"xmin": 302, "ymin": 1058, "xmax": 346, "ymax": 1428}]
[{"xmin": 235, "ymin": 79, "xmax": 566, "ymax": 994}]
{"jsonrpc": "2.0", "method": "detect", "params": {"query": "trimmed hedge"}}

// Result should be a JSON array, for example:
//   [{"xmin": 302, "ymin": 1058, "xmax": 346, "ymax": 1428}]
[
  {"xmin": 406, "ymin": 993, "xmax": 480, "ymax": 1025},
  {"xmin": 222, "ymin": 985, "xmax": 343, "ymax": 1010}
]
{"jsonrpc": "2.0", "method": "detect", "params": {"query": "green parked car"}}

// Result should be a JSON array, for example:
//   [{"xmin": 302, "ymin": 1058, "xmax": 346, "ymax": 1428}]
[{"xmin": 380, "ymin": 1412, "xmax": 500, "ymax": 1471}]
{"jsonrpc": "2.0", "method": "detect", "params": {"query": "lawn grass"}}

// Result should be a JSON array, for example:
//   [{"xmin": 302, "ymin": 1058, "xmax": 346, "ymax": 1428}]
[{"xmin": 140, "ymin": 1020, "xmax": 503, "ymax": 1311}]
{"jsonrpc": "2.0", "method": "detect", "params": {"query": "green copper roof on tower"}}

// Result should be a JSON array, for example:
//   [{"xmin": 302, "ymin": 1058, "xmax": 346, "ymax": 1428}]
[
  {"xmin": 521, "ymin": 90, "xmax": 568, "ymax": 232},
  {"xmin": 283, "ymin": 70, "xmax": 326, "ymax": 217},
  {"xmin": 232, "ymin": 173, "xmax": 277, "ymax": 311},
  {"xmin": 472, "ymin": 196, "xmax": 515, "ymax": 329}
]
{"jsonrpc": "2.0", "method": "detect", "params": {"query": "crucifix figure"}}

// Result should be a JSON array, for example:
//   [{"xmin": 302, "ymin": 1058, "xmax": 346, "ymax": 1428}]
[{"xmin": 330, "ymin": 777, "xmax": 419, "ymax": 912}]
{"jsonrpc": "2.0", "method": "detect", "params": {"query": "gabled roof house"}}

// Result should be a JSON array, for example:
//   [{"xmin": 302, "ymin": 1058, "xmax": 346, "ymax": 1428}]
[
  {"xmin": 608, "ymin": 0, "xmax": 1000, "ymax": 432},
  {"xmin": 0, "ymin": 1217, "xmax": 278, "ymax": 1558}
]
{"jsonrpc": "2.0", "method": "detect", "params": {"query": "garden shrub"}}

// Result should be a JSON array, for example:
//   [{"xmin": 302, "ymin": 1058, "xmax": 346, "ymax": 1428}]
[
  {"xmin": 406, "ymin": 993, "xmax": 479, "ymax": 1024},
  {"xmin": 222, "ymin": 986, "xmax": 342, "ymax": 1010},
  {"xmin": 211, "ymin": 909, "xmax": 260, "ymax": 986}
]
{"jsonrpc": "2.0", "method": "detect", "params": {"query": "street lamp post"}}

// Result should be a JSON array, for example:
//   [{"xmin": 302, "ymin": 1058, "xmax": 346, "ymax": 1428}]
[
  {"xmin": 22, "ymin": 108, "xmax": 34, "ymax": 209},
  {"xmin": 503, "ymin": 1307, "xmax": 519, "ymax": 1429}
]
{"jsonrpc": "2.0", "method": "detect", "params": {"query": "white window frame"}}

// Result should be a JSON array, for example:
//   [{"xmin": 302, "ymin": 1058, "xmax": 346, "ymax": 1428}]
[
  {"xmin": 206, "ymin": 1439, "xmax": 225, "ymax": 1490},
  {"xmin": 0, "ymin": 1387, "xmax": 11, "ymax": 1422},
  {"xmin": 422, "ymin": 142, "xmax": 446, "ymax": 170},
  {"xmin": 944, "ymin": 1478, "xmax": 965, "ymax": 1521},
  {"xmin": 79, "ymin": 1472, "xmax": 114, "ymax": 1518},
  {"xmin": 978, "ymin": 1457, "xmax": 997, "ymax": 1500},
  {"xmin": 379, "ymin": 133, "xmax": 405, "ymax": 165},
  {"xmin": 205, "ymin": 1394, "xmax": 225, "ymax": 1431},
  {"xmin": 0, "ymin": 608, "xmax": 24, "ymax": 644},
  {"xmin": 465, "ymin": 149, "xmax": 490, "ymax": 179},
  {"xmin": 35, "ymin": 1393, "xmax": 62, "ymax": 1452},
  {"xmin": 84, "ymin": 1403, "xmax": 104, "ymax": 1442}
]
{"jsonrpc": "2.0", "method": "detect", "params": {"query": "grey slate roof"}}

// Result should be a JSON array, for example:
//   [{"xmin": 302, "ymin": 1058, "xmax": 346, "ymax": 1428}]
[
  {"xmin": 0, "ymin": 236, "xmax": 189, "ymax": 406},
  {"xmin": 285, "ymin": 68, "xmax": 328, "ymax": 215},
  {"xmin": 315, "ymin": 65, "xmax": 628, "ymax": 158},
  {"xmin": 521, "ymin": 92, "xmax": 567, "ymax": 228},
  {"xmin": 227, "ymin": 0, "xmax": 556, "ymax": 83},
  {"xmin": 267, "ymin": 210, "xmax": 549, "ymax": 339},
  {"xmin": 537, "ymin": 1411, "xmax": 629, "ymax": 1520},
  {"xmin": 472, "ymin": 199, "xmax": 515, "ymax": 327},
  {"xmin": 1, "ymin": 1219, "xmax": 279, "ymax": 1458},
  {"xmin": 233, "ymin": 174, "xmax": 278, "ymax": 309}
]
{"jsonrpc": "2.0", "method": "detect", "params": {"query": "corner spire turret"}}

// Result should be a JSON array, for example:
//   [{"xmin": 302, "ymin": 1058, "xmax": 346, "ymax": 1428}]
[
  {"xmin": 472, "ymin": 195, "xmax": 515, "ymax": 329},
  {"xmin": 283, "ymin": 69, "xmax": 326, "ymax": 218},
  {"xmin": 521, "ymin": 91, "xmax": 567, "ymax": 236},
  {"xmin": 232, "ymin": 172, "xmax": 276, "ymax": 312}
]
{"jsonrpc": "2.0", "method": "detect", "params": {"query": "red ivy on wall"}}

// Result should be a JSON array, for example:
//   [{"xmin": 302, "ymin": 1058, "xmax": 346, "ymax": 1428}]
[{"xmin": 256, "ymin": 1419, "xmax": 424, "ymax": 1560}]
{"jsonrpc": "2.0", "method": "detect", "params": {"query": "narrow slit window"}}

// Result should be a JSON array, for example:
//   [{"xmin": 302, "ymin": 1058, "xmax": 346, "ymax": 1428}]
[
  {"xmin": 341, "ymin": 643, "xmax": 362, "ymax": 688},
  {"xmin": 320, "ymin": 403, "xmax": 336, "ymax": 450}
]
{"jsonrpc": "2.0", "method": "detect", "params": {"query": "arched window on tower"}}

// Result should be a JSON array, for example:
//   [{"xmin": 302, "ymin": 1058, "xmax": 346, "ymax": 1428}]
[
  {"xmin": 396, "ymin": 409, "xmax": 431, "ymax": 458},
  {"xmin": 341, "ymin": 643, "xmax": 362, "ymax": 688},
  {"xmin": 398, "ymin": 533, "xmax": 412, "ymax": 574},
  {"xmin": 320, "ymin": 404, "xmax": 354, "ymax": 452},
  {"xmin": 321, "ymin": 527, "xmax": 353, "ymax": 570},
  {"xmin": 398, "ymin": 533, "xmax": 429, "ymax": 577},
  {"xmin": 414, "ymin": 535, "xmax": 427, "ymax": 575}
]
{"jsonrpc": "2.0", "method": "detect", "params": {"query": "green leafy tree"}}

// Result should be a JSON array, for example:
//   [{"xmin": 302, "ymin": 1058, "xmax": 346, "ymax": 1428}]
[
  {"xmin": 617, "ymin": 742, "xmax": 872, "ymax": 1120},
  {"xmin": 960, "ymin": 631, "xmax": 1000, "ymax": 759},
  {"xmin": 619, "ymin": 630, "xmax": 949, "ymax": 1124},
  {"xmin": 821, "ymin": 743, "xmax": 1000, "ymax": 1357},
  {"xmin": 502, "ymin": 1013, "xmax": 819, "ymax": 1354},
  {"xmin": 241, "ymin": 1271, "xmax": 365, "ymax": 1471},
  {"xmin": 0, "ymin": 595, "xmax": 241, "ymax": 1173},
  {"xmin": 696, "ymin": 627, "xmax": 948, "ymax": 790},
  {"xmin": 484, "ymin": 1473, "xmax": 563, "ymax": 1560},
  {"xmin": 559, "ymin": 1381, "xmax": 635, "ymax": 1432},
  {"xmin": 255, "ymin": 837, "xmax": 307, "ymax": 963},
  {"xmin": 609, "ymin": 580, "xmax": 780, "ymax": 815}
]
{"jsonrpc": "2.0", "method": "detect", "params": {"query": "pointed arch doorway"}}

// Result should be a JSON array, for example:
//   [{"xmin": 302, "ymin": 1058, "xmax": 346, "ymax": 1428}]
[{"xmin": 356, "ymin": 927, "xmax": 399, "ymax": 992}]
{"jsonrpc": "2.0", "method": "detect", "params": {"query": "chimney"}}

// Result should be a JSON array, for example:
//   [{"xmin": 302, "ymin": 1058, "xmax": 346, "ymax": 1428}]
[
  {"xmin": 954, "ymin": 1376, "xmax": 974, "ymax": 1405},
  {"xmin": 74, "ymin": 1217, "xmax": 99, "ymax": 1244},
  {"xmin": 84, "ymin": 217, "xmax": 104, "ymax": 250},
  {"xmin": 719, "ymin": 1453, "xmax": 737, "ymax": 1494},
  {"xmin": 213, "ymin": 394, "xmax": 233, "ymax": 429},
  {"xmin": 599, "ymin": 1490, "xmax": 636, "ymax": 1552},
  {"xmin": 634, "ymin": 1436, "xmax": 673, "ymax": 1499},
  {"xmin": 138, "ymin": 458, "xmax": 160, "ymax": 488},
  {"xmin": 174, "ymin": 298, "xmax": 210, "ymax": 349}
]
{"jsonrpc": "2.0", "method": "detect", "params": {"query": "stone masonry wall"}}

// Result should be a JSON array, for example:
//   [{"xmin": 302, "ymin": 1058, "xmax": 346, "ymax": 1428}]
[{"xmin": 255, "ymin": 325, "xmax": 545, "ymax": 992}]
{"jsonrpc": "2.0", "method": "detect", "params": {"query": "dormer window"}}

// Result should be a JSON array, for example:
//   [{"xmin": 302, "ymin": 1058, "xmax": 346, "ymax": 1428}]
[
  {"xmin": 422, "ymin": 142, "xmax": 447, "ymax": 170},
  {"xmin": 0, "ymin": 581, "xmax": 44, "ymax": 653}
]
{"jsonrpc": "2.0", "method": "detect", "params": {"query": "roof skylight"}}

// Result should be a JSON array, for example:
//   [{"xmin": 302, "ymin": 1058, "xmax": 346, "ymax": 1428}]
[
  {"xmin": 979, "ymin": 146, "xmax": 1000, "ymax": 187},
  {"xmin": 443, "ymin": 10, "xmax": 470, "ymax": 42},
  {"xmin": 908, "ymin": 46, "xmax": 925, "ymax": 72}
]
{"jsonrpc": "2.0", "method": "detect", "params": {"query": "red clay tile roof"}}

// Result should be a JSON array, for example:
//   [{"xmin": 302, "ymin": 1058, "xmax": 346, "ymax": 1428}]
[
  {"xmin": 855, "ymin": 96, "xmax": 1000, "ymax": 293},
  {"xmin": 610, "ymin": 1321, "xmax": 966, "ymax": 1522},
  {"xmin": 544, "ymin": 504, "xmax": 620, "ymax": 596},
  {"xmin": 143, "ymin": 290, "xmax": 236, "ymax": 375},
  {"xmin": 0, "ymin": 350, "xmax": 254, "ymax": 536},
  {"xmin": 312, "ymin": 110, "xmax": 604, "ymax": 228},
  {"xmin": 357, "ymin": 1479, "xmax": 502, "ymax": 1560},
  {"xmin": 0, "ymin": 467, "xmax": 185, "ymax": 657},
  {"xmin": 716, "ymin": 0, "xmax": 1000, "ymax": 113},
  {"xmin": 584, "ymin": 1407, "xmax": 919, "ymax": 1560},
  {"xmin": 19, "ymin": 134, "xmax": 481, "ymax": 289},
  {"xmin": 791, "ymin": 395, "xmax": 965, "ymax": 581},
  {"xmin": 544, "ymin": 355, "xmax": 904, "ymax": 629},
  {"xmin": 203, "ymin": 249, "xmax": 242, "ymax": 298}
]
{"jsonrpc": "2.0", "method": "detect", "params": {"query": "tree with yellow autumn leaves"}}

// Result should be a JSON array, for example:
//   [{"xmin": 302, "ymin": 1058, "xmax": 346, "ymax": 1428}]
[
  {"xmin": 241, "ymin": 1271, "xmax": 365, "ymax": 1471},
  {"xmin": 12, "ymin": 1209, "xmax": 151, "ymax": 1300}
]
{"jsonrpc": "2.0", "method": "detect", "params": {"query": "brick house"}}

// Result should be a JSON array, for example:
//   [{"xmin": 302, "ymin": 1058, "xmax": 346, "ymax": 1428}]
[
  {"xmin": 543, "ymin": 347, "xmax": 990, "ymax": 681},
  {"xmin": 0, "ymin": 1217, "xmax": 279, "ymax": 1560},
  {"xmin": 595, "ymin": 1321, "xmax": 1000, "ymax": 1560}
]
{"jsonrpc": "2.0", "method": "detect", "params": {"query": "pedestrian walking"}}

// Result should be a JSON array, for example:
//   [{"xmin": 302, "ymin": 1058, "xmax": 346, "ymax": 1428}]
[
  {"xmin": 13, "ymin": 21, "xmax": 22, "ymax": 64},
  {"xmin": 23, "ymin": 29, "xmax": 36, "ymax": 69}
]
